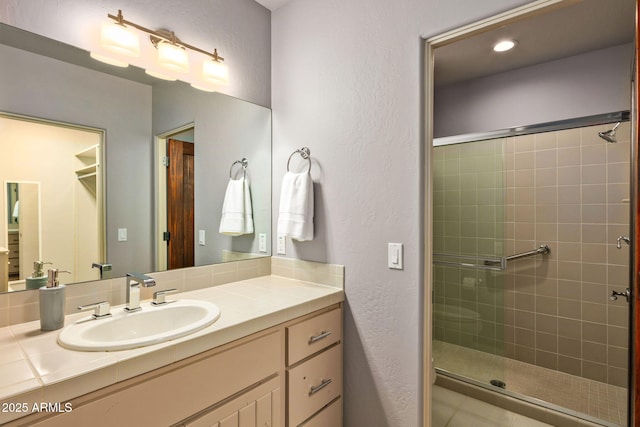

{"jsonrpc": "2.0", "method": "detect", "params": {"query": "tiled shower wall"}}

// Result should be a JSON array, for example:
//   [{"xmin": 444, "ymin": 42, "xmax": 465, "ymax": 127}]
[
  {"xmin": 504, "ymin": 123, "xmax": 630, "ymax": 387},
  {"xmin": 433, "ymin": 122, "xmax": 630, "ymax": 388}
]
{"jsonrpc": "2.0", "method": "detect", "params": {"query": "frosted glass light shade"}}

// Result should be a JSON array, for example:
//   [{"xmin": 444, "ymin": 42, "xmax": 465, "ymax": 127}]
[
  {"xmin": 100, "ymin": 22, "xmax": 140, "ymax": 57},
  {"xmin": 202, "ymin": 60, "xmax": 229, "ymax": 85},
  {"xmin": 157, "ymin": 42, "xmax": 189, "ymax": 73},
  {"xmin": 190, "ymin": 82, "xmax": 216, "ymax": 92},
  {"xmin": 89, "ymin": 52, "xmax": 129, "ymax": 67},
  {"xmin": 145, "ymin": 69, "xmax": 177, "ymax": 81}
]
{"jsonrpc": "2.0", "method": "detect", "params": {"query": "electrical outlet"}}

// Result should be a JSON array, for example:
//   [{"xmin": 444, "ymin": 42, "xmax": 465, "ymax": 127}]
[
  {"xmin": 259, "ymin": 234, "xmax": 267, "ymax": 253},
  {"xmin": 277, "ymin": 235, "xmax": 286, "ymax": 255}
]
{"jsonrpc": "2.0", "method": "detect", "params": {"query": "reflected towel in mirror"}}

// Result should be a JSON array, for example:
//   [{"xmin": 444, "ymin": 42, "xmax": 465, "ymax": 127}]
[
  {"xmin": 12, "ymin": 200, "xmax": 19, "ymax": 220},
  {"xmin": 277, "ymin": 171, "xmax": 314, "ymax": 241},
  {"xmin": 219, "ymin": 177, "xmax": 254, "ymax": 235}
]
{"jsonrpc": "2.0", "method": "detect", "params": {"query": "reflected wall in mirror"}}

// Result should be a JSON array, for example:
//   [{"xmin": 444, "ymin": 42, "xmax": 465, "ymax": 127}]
[
  {"xmin": 153, "ymin": 90, "xmax": 272, "ymax": 270},
  {"xmin": 0, "ymin": 23, "xmax": 272, "ymax": 293},
  {"xmin": 0, "ymin": 114, "xmax": 105, "ymax": 292}
]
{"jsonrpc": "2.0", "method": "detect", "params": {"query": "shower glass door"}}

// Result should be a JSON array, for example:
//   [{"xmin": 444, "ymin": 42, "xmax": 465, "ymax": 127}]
[
  {"xmin": 432, "ymin": 136, "xmax": 508, "ymax": 386},
  {"xmin": 432, "ymin": 116, "xmax": 631, "ymax": 427}
]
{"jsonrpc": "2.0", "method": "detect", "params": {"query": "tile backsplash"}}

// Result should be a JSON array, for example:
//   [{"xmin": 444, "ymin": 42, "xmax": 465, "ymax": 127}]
[
  {"xmin": 0, "ymin": 256, "xmax": 345, "ymax": 328},
  {"xmin": 271, "ymin": 256, "xmax": 345, "ymax": 289}
]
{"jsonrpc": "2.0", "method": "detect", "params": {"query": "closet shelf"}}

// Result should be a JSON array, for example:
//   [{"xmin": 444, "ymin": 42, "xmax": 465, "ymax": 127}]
[
  {"xmin": 75, "ymin": 144, "xmax": 99, "ymax": 162},
  {"xmin": 75, "ymin": 164, "xmax": 98, "ymax": 179}
]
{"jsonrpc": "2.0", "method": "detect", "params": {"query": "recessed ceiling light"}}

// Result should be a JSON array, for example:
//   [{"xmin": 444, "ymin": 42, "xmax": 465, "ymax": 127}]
[{"xmin": 493, "ymin": 40, "xmax": 517, "ymax": 52}]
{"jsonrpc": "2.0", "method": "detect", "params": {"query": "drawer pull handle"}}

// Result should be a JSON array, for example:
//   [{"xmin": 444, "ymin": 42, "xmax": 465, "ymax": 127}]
[
  {"xmin": 309, "ymin": 378, "xmax": 332, "ymax": 395},
  {"xmin": 309, "ymin": 330, "xmax": 332, "ymax": 344}
]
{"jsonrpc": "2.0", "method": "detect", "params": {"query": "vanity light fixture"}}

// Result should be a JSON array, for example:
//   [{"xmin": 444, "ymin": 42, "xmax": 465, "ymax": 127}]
[
  {"xmin": 92, "ymin": 9, "xmax": 228, "ymax": 87},
  {"xmin": 89, "ymin": 52, "xmax": 129, "ymax": 68},
  {"xmin": 202, "ymin": 49, "xmax": 229, "ymax": 85},
  {"xmin": 493, "ymin": 39, "xmax": 517, "ymax": 52},
  {"xmin": 99, "ymin": 18, "xmax": 140, "ymax": 57},
  {"xmin": 157, "ymin": 40, "xmax": 189, "ymax": 73}
]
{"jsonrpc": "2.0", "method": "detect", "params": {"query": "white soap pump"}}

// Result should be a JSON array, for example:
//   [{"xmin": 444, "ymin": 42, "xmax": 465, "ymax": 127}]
[{"xmin": 39, "ymin": 269, "xmax": 70, "ymax": 331}]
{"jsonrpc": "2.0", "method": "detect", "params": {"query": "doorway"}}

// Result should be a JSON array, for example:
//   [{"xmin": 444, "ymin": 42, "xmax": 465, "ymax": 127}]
[
  {"xmin": 155, "ymin": 125, "xmax": 195, "ymax": 271},
  {"xmin": 167, "ymin": 138, "xmax": 195, "ymax": 269},
  {"xmin": 423, "ymin": 1, "xmax": 636, "ymax": 426}
]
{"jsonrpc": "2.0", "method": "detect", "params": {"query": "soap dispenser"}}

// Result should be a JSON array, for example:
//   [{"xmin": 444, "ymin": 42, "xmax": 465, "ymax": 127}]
[
  {"xmin": 39, "ymin": 269, "xmax": 70, "ymax": 331},
  {"xmin": 26, "ymin": 261, "xmax": 52, "ymax": 290}
]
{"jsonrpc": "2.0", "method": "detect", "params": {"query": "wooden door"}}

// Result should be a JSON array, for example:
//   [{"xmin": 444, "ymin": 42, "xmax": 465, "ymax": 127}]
[{"xmin": 167, "ymin": 139, "xmax": 194, "ymax": 270}]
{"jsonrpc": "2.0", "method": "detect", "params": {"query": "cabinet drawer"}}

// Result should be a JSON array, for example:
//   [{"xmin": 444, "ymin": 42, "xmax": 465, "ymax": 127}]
[
  {"xmin": 287, "ymin": 344, "xmax": 341, "ymax": 426},
  {"xmin": 8, "ymin": 234, "xmax": 19, "ymax": 244},
  {"xmin": 287, "ymin": 308, "xmax": 341, "ymax": 365},
  {"xmin": 299, "ymin": 397, "xmax": 341, "ymax": 427}
]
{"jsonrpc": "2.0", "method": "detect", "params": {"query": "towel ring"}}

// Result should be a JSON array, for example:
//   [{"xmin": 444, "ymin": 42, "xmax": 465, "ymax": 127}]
[
  {"xmin": 229, "ymin": 158, "xmax": 248, "ymax": 178},
  {"xmin": 287, "ymin": 147, "xmax": 311, "ymax": 173}
]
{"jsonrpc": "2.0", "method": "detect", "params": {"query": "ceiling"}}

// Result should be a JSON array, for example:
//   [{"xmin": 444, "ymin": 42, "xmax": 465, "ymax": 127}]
[
  {"xmin": 435, "ymin": 0, "xmax": 635, "ymax": 86},
  {"xmin": 254, "ymin": 0, "xmax": 291, "ymax": 11},
  {"xmin": 254, "ymin": 1, "xmax": 634, "ymax": 84}
]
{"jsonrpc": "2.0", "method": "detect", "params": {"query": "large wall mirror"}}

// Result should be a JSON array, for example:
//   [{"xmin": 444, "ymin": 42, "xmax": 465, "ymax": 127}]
[{"xmin": 0, "ymin": 23, "xmax": 272, "ymax": 293}]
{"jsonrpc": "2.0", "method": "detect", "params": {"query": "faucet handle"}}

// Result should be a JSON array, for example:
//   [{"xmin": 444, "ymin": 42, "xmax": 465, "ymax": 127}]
[
  {"xmin": 617, "ymin": 236, "xmax": 630, "ymax": 249},
  {"xmin": 152, "ymin": 289, "xmax": 178, "ymax": 306},
  {"xmin": 78, "ymin": 301, "xmax": 112, "ymax": 319}
]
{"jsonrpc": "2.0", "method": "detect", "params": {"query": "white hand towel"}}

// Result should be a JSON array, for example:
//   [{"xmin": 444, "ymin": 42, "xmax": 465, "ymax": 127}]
[
  {"xmin": 277, "ymin": 171, "xmax": 314, "ymax": 241},
  {"xmin": 219, "ymin": 177, "xmax": 254, "ymax": 236}
]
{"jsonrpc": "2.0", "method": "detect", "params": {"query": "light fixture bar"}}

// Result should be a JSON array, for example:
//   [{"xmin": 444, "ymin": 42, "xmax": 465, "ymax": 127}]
[{"xmin": 106, "ymin": 10, "xmax": 224, "ymax": 62}]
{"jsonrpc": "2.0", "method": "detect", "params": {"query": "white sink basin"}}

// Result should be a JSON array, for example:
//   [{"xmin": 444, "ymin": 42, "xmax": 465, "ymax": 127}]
[{"xmin": 58, "ymin": 300, "xmax": 220, "ymax": 351}]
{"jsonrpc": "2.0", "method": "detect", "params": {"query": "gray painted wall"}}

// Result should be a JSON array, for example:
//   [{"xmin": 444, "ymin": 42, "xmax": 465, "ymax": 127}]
[
  {"xmin": 0, "ymin": 0, "xmax": 271, "ymax": 107},
  {"xmin": 434, "ymin": 43, "xmax": 633, "ymax": 137},
  {"xmin": 152, "ymin": 85, "xmax": 272, "ymax": 264},
  {"xmin": 271, "ymin": 0, "xmax": 533, "ymax": 425}
]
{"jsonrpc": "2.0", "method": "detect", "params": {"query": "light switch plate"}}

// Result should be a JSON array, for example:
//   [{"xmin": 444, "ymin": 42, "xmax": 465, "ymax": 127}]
[
  {"xmin": 118, "ymin": 228, "xmax": 127, "ymax": 242},
  {"xmin": 388, "ymin": 243, "xmax": 403, "ymax": 269},
  {"xmin": 199, "ymin": 230, "xmax": 206, "ymax": 246},
  {"xmin": 277, "ymin": 235, "xmax": 286, "ymax": 255},
  {"xmin": 259, "ymin": 234, "xmax": 267, "ymax": 253}
]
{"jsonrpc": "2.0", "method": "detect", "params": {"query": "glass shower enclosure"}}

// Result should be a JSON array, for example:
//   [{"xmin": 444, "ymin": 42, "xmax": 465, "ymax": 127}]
[{"xmin": 432, "ymin": 113, "xmax": 631, "ymax": 426}]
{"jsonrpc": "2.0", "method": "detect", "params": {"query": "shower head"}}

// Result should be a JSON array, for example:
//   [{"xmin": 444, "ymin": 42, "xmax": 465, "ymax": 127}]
[{"xmin": 598, "ymin": 122, "xmax": 621, "ymax": 143}]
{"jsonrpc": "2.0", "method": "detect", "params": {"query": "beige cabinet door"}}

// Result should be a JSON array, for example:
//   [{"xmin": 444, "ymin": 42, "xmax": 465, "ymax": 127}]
[{"xmin": 185, "ymin": 377, "xmax": 280, "ymax": 427}]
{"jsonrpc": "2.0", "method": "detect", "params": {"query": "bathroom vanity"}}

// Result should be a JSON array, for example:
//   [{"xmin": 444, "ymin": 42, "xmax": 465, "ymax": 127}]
[{"xmin": 0, "ymin": 275, "xmax": 344, "ymax": 426}]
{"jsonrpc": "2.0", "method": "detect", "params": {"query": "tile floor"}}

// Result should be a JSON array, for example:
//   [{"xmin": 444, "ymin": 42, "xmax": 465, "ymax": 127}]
[
  {"xmin": 432, "ymin": 385, "xmax": 552, "ymax": 427},
  {"xmin": 433, "ymin": 341, "xmax": 627, "ymax": 426}
]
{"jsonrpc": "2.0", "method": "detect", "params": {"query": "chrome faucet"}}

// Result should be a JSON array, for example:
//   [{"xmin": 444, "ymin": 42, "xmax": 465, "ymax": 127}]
[
  {"xmin": 125, "ymin": 273, "xmax": 156, "ymax": 312},
  {"xmin": 92, "ymin": 262, "xmax": 113, "ymax": 279}
]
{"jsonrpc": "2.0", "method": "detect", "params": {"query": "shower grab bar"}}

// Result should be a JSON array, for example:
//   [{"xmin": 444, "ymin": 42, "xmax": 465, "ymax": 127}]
[
  {"xmin": 433, "ymin": 244, "xmax": 550, "ymax": 271},
  {"xmin": 432, "ymin": 253, "xmax": 506, "ymax": 271},
  {"xmin": 505, "ymin": 244, "xmax": 550, "ymax": 261}
]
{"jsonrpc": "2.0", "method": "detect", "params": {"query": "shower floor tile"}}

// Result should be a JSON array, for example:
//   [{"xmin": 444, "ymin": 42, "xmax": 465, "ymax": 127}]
[
  {"xmin": 432, "ymin": 385, "xmax": 553, "ymax": 427},
  {"xmin": 433, "ymin": 340, "xmax": 627, "ymax": 426}
]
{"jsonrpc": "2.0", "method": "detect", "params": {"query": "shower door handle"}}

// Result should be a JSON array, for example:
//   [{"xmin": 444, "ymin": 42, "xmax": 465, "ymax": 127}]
[{"xmin": 610, "ymin": 288, "xmax": 630, "ymax": 303}]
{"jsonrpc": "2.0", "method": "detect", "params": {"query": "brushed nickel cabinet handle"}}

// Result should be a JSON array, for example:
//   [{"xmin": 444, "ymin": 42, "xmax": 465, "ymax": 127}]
[
  {"xmin": 309, "ymin": 378, "xmax": 332, "ymax": 395},
  {"xmin": 308, "ymin": 330, "xmax": 332, "ymax": 344}
]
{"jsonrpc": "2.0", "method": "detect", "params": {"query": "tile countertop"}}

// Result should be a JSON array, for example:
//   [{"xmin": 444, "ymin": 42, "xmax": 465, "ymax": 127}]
[{"xmin": 0, "ymin": 275, "xmax": 344, "ymax": 424}]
